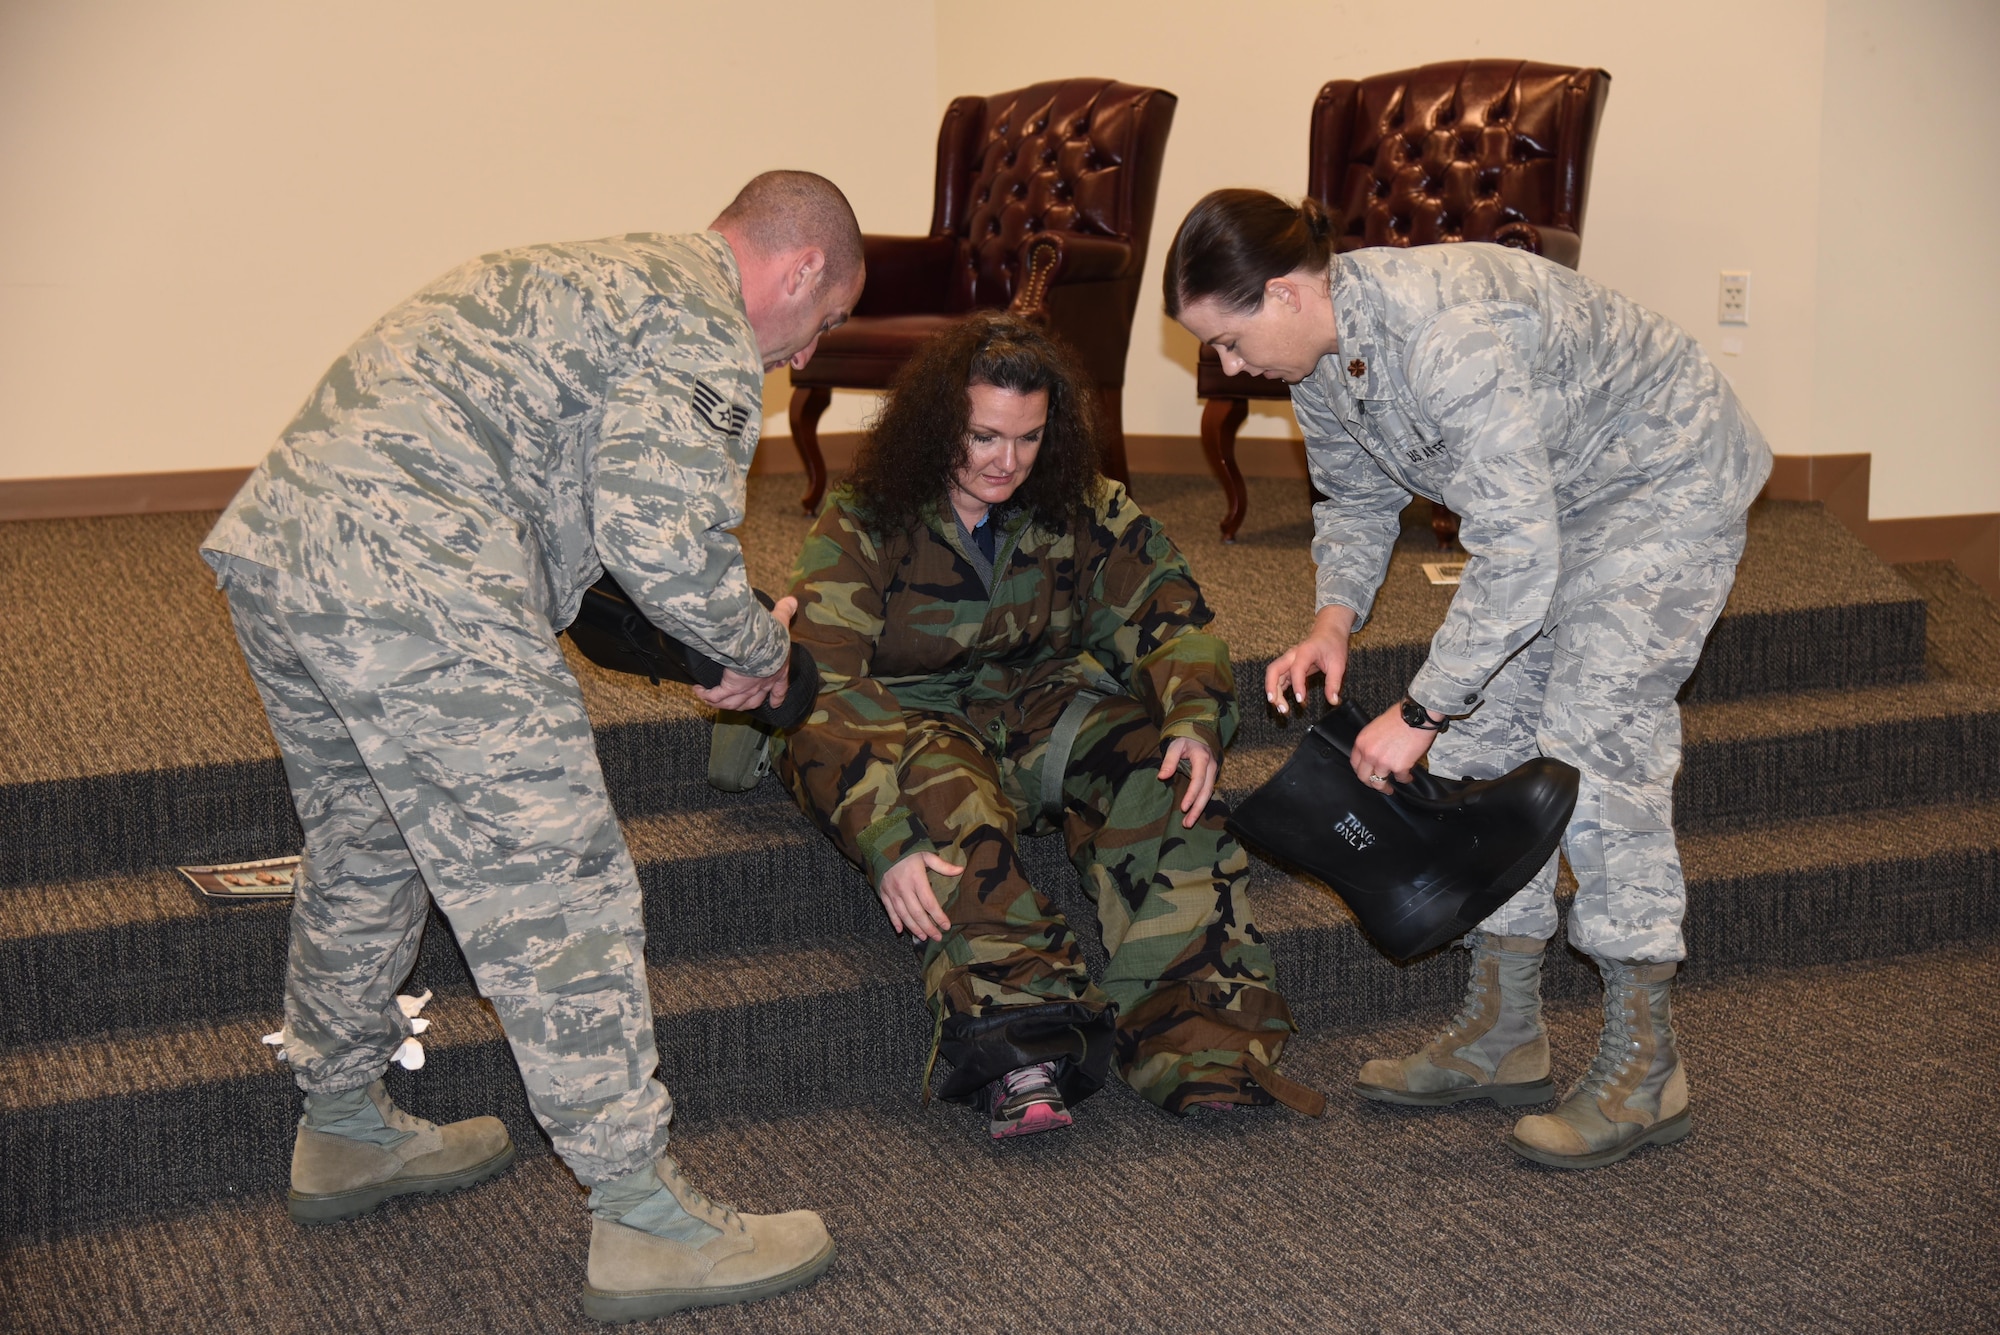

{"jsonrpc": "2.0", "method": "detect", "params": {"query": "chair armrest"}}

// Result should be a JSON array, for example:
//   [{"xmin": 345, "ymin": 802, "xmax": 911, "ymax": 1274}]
[
  {"xmin": 1493, "ymin": 221, "xmax": 1583, "ymax": 270},
  {"xmin": 853, "ymin": 233, "xmax": 960, "ymax": 317},
  {"xmin": 1008, "ymin": 233, "xmax": 1135, "ymax": 321}
]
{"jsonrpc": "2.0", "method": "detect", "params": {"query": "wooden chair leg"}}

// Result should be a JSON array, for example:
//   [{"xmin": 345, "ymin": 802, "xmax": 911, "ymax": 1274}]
[
  {"xmin": 1428, "ymin": 500, "xmax": 1461, "ymax": 549},
  {"xmin": 1097, "ymin": 386, "xmax": 1129, "ymax": 486},
  {"xmin": 1201, "ymin": 396, "xmax": 1250, "ymax": 542},
  {"xmin": 787, "ymin": 384, "xmax": 832, "ymax": 514}
]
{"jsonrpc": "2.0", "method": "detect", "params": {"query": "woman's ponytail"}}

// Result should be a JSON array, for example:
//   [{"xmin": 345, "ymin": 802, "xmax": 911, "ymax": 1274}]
[
  {"xmin": 1163, "ymin": 189, "xmax": 1336, "ymax": 318},
  {"xmin": 1298, "ymin": 195, "xmax": 1334, "ymax": 245}
]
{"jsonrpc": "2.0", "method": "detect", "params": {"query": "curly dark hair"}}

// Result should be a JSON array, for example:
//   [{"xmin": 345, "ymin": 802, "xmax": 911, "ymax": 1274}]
[{"xmin": 845, "ymin": 312, "xmax": 1103, "ymax": 536}]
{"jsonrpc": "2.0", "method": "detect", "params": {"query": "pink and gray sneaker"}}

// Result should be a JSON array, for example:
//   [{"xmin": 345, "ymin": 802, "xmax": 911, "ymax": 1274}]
[{"xmin": 985, "ymin": 1061, "xmax": 1073, "ymax": 1139}]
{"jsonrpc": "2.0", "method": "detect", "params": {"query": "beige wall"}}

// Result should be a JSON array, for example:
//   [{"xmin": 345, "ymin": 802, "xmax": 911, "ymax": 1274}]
[
  {"xmin": 1811, "ymin": 0, "xmax": 2000, "ymax": 519},
  {"xmin": 3, "ymin": 0, "xmax": 1995, "ymax": 518},
  {"xmin": 937, "ymin": 0, "xmax": 1831, "ymax": 455},
  {"xmin": 0, "ymin": 0, "xmax": 938, "ymax": 478}
]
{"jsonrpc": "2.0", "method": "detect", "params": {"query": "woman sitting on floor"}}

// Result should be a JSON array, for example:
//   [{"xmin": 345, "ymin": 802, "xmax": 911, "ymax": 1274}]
[{"xmin": 775, "ymin": 311, "xmax": 1319, "ymax": 1138}]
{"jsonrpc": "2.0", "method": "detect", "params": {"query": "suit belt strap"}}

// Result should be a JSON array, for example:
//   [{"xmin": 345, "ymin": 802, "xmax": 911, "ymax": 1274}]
[{"xmin": 1039, "ymin": 687, "xmax": 1108, "ymax": 824}]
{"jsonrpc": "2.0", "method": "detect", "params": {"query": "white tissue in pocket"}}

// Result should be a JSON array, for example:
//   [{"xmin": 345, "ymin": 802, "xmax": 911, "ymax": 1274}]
[{"xmin": 259, "ymin": 991, "xmax": 434, "ymax": 1065}]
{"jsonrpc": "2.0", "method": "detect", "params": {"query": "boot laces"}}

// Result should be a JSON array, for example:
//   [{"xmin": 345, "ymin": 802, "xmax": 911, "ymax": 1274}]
[
  {"xmin": 662, "ymin": 1160, "xmax": 742, "ymax": 1228},
  {"xmin": 1436, "ymin": 952, "xmax": 1494, "ymax": 1043},
  {"xmin": 999, "ymin": 1062, "xmax": 1060, "ymax": 1098},
  {"xmin": 1574, "ymin": 997, "xmax": 1644, "ymax": 1099},
  {"xmin": 1439, "ymin": 984, "xmax": 1489, "ymax": 1042}
]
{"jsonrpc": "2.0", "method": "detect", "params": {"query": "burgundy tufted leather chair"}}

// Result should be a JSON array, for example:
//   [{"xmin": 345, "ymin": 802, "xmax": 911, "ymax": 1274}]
[
  {"xmin": 1197, "ymin": 60, "xmax": 1610, "ymax": 541},
  {"xmin": 786, "ymin": 78, "xmax": 1178, "ymax": 512}
]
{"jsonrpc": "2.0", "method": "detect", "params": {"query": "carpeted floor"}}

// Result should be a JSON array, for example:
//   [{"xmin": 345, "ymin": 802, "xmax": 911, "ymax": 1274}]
[
  {"xmin": 0, "ymin": 482, "xmax": 1940, "ymax": 888},
  {"xmin": 4, "ymin": 479, "xmax": 1998, "ymax": 1332},
  {"xmin": 5, "ymin": 944, "xmax": 1994, "ymax": 1335},
  {"xmin": 1899, "ymin": 560, "xmax": 2000, "ymax": 689}
]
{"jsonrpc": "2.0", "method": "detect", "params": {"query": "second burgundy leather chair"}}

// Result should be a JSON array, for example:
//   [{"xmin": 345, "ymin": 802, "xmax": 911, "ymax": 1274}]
[
  {"xmin": 1198, "ymin": 60, "xmax": 1610, "ymax": 541},
  {"xmin": 788, "ymin": 78, "xmax": 1177, "ymax": 512}
]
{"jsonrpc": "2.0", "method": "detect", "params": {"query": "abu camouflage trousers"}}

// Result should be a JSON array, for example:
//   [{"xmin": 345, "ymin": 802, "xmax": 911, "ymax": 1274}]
[
  {"xmin": 886, "ymin": 689, "xmax": 1295, "ymax": 1114},
  {"xmin": 218, "ymin": 557, "xmax": 669, "ymax": 1185},
  {"xmin": 1429, "ymin": 514, "xmax": 1750, "ymax": 963}
]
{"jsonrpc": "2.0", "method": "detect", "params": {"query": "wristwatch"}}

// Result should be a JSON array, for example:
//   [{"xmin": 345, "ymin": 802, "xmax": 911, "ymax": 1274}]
[{"xmin": 1400, "ymin": 697, "xmax": 1450, "ymax": 733}]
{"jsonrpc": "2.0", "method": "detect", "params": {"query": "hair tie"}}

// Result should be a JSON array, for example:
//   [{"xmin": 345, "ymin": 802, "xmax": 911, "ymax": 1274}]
[{"xmin": 1299, "ymin": 197, "xmax": 1332, "ymax": 242}]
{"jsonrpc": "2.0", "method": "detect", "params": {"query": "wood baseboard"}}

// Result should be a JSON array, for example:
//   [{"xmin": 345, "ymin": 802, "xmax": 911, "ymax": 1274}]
[
  {"xmin": 1863, "ymin": 514, "xmax": 2000, "ymax": 596},
  {"xmin": 6, "ymin": 445, "xmax": 1994, "ymax": 598},
  {"xmin": 1760, "ymin": 451, "xmax": 1999, "ymax": 597},
  {"xmin": 748, "ymin": 433, "xmax": 862, "ymax": 476},
  {"xmin": 0, "ymin": 468, "xmax": 253, "ymax": 522},
  {"xmin": 1123, "ymin": 433, "xmax": 1310, "ymax": 478},
  {"xmin": 746, "ymin": 433, "xmax": 1313, "ymax": 480},
  {"xmin": 1761, "ymin": 453, "xmax": 1871, "ymax": 532}
]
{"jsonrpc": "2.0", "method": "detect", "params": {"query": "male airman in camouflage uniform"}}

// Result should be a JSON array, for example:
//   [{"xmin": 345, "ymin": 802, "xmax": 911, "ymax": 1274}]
[
  {"xmin": 779, "ymin": 478, "xmax": 1311, "ymax": 1123},
  {"xmin": 1269, "ymin": 242, "xmax": 1772, "ymax": 1167},
  {"xmin": 204, "ymin": 172, "xmax": 860, "ymax": 1321}
]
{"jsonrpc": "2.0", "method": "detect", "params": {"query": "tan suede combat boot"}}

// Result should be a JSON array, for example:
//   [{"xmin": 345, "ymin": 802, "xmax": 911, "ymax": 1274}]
[
  {"xmin": 581, "ymin": 1155, "xmax": 835, "ymax": 1323},
  {"xmin": 1355, "ymin": 933, "xmax": 1555, "ymax": 1107},
  {"xmin": 1510, "ymin": 958, "xmax": 1691, "ymax": 1168},
  {"xmin": 288, "ymin": 1079, "xmax": 514, "ymax": 1223}
]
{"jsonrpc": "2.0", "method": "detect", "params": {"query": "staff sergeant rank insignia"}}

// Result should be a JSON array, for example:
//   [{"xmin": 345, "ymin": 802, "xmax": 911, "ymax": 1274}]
[{"xmin": 691, "ymin": 379, "xmax": 751, "ymax": 439}]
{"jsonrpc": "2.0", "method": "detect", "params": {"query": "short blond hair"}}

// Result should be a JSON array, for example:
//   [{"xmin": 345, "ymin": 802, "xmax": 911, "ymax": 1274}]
[{"xmin": 714, "ymin": 170, "xmax": 863, "ymax": 286}]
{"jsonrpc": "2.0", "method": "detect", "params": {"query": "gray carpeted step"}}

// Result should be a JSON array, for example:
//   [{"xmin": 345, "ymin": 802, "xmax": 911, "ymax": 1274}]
[
  {"xmin": 1233, "ymin": 677, "xmax": 2000, "ymax": 832},
  {"xmin": 0, "ymin": 477, "xmax": 1970, "ymax": 1243},
  {"xmin": 1677, "ymin": 678, "xmax": 2000, "ymax": 829},
  {"xmin": 7, "ymin": 795, "xmax": 1997, "ymax": 1238},
  {"xmin": 11, "ymin": 943, "xmax": 1995, "ymax": 1333},
  {"xmin": 0, "ymin": 938, "xmax": 927, "ymax": 1239},
  {"xmin": 0, "ymin": 492, "xmax": 1925, "ymax": 888},
  {"xmin": 1898, "ymin": 559, "xmax": 2000, "ymax": 689},
  {"xmin": 10, "ymin": 663, "xmax": 2000, "ymax": 1055},
  {"xmin": 11, "ymin": 658, "xmax": 2000, "ymax": 1054},
  {"xmin": 0, "ymin": 799, "xmax": 868, "ymax": 1051}
]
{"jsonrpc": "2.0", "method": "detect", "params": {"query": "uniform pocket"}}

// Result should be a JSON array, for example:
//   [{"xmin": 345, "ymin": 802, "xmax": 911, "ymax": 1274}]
[{"xmin": 530, "ymin": 929, "xmax": 645, "ymax": 1099}]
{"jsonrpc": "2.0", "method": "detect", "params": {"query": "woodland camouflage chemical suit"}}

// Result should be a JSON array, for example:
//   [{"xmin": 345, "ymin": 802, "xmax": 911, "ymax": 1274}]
[{"xmin": 778, "ymin": 481, "xmax": 1306, "ymax": 1115}]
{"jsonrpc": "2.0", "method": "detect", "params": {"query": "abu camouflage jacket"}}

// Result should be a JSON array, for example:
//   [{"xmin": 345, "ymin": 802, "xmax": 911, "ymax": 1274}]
[
  {"xmin": 781, "ymin": 481, "xmax": 1236, "ymax": 883},
  {"xmin": 202, "ymin": 231, "xmax": 785, "ymax": 677},
  {"xmin": 1290, "ymin": 242, "xmax": 1771, "ymax": 717}
]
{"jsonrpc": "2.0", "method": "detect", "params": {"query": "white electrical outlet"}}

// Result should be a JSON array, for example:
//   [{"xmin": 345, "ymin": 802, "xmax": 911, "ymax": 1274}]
[{"xmin": 1719, "ymin": 270, "xmax": 1750, "ymax": 325}]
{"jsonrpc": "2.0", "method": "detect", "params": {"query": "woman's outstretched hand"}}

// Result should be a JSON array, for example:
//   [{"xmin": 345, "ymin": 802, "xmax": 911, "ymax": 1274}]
[
  {"xmin": 879, "ymin": 849, "xmax": 962, "ymax": 942},
  {"xmin": 1265, "ymin": 605, "xmax": 1358, "ymax": 715},
  {"xmin": 1157, "ymin": 736, "xmax": 1218, "ymax": 829}
]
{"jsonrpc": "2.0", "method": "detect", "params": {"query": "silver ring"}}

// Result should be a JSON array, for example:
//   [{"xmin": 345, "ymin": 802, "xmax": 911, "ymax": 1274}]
[{"xmin": 1368, "ymin": 774, "xmax": 1387, "ymax": 783}]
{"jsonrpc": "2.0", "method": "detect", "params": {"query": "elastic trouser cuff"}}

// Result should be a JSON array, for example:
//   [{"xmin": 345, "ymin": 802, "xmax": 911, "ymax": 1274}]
[
  {"xmin": 289, "ymin": 1035, "xmax": 406, "ymax": 1100},
  {"xmin": 301, "ymin": 1082, "xmax": 412, "ymax": 1148},
  {"xmin": 1572, "ymin": 930, "xmax": 1687, "ymax": 967},
  {"xmin": 934, "ymin": 999, "xmax": 1117, "ymax": 1107},
  {"xmin": 586, "ymin": 1158, "xmax": 669, "ymax": 1219},
  {"xmin": 1117, "ymin": 979, "xmax": 1302, "ymax": 1114},
  {"xmin": 587, "ymin": 1158, "xmax": 665, "ymax": 1217},
  {"xmin": 586, "ymin": 1157, "xmax": 718, "ymax": 1243}
]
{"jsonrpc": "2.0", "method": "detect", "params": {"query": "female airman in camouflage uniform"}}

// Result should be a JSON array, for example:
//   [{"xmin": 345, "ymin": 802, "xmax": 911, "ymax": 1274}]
[
  {"xmin": 779, "ymin": 313, "xmax": 1314, "ymax": 1137},
  {"xmin": 1166, "ymin": 190, "xmax": 1772, "ymax": 1169}
]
